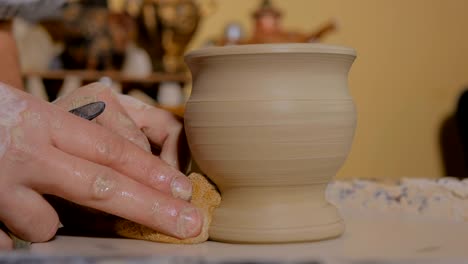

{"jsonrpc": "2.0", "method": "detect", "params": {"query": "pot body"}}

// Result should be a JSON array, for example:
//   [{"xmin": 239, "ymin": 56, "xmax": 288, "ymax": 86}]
[{"xmin": 184, "ymin": 44, "xmax": 356, "ymax": 243}]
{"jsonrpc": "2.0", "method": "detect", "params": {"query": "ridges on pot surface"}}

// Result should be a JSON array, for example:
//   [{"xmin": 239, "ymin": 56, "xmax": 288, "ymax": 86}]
[
  {"xmin": 184, "ymin": 43, "xmax": 356, "ymax": 243},
  {"xmin": 184, "ymin": 44, "xmax": 356, "ymax": 191}
]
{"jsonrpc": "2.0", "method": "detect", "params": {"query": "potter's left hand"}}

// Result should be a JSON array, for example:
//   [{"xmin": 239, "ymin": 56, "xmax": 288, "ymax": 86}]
[
  {"xmin": 54, "ymin": 83, "xmax": 188, "ymax": 170},
  {"xmin": 117, "ymin": 93, "xmax": 189, "ymax": 170}
]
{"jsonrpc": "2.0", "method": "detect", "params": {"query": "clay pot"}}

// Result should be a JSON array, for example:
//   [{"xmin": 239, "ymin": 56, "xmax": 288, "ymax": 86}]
[{"xmin": 184, "ymin": 44, "xmax": 356, "ymax": 243}]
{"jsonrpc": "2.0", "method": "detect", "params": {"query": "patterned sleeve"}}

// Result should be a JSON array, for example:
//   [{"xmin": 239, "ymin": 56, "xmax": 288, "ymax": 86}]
[{"xmin": 0, "ymin": 0, "xmax": 67, "ymax": 21}]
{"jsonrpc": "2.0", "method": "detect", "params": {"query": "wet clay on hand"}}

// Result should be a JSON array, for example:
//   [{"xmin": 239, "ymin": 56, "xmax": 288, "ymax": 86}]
[{"xmin": 52, "ymin": 173, "xmax": 220, "ymax": 244}]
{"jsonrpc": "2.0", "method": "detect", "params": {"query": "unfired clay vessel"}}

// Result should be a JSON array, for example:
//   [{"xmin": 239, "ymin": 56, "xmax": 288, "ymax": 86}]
[{"xmin": 184, "ymin": 43, "xmax": 357, "ymax": 243}]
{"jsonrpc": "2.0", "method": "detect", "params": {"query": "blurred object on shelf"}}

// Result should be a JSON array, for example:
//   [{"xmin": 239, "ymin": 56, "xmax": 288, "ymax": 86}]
[
  {"xmin": 22, "ymin": 70, "xmax": 189, "ymax": 83},
  {"xmin": 16, "ymin": 0, "xmax": 202, "ymax": 106},
  {"xmin": 221, "ymin": 22, "xmax": 245, "ymax": 46},
  {"xmin": 136, "ymin": 0, "xmax": 216, "ymax": 73},
  {"xmin": 13, "ymin": 18, "xmax": 63, "ymax": 72},
  {"xmin": 25, "ymin": 76, "xmax": 49, "ymax": 101},
  {"xmin": 215, "ymin": 0, "xmax": 337, "ymax": 46},
  {"xmin": 57, "ymin": 75, "xmax": 82, "ymax": 98},
  {"xmin": 22, "ymin": 70, "xmax": 189, "ymax": 109},
  {"xmin": 157, "ymin": 81, "xmax": 183, "ymax": 107},
  {"xmin": 133, "ymin": 1, "xmax": 164, "ymax": 72},
  {"xmin": 121, "ymin": 43, "xmax": 152, "ymax": 77},
  {"xmin": 0, "ymin": 0, "xmax": 67, "ymax": 22},
  {"xmin": 37, "ymin": 0, "xmax": 215, "ymax": 73},
  {"xmin": 57, "ymin": 2, "xmax": 136, "ymax": 71}
]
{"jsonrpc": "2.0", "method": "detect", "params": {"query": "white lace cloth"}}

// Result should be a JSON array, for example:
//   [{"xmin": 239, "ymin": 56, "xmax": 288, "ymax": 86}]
[{"xmin": 327, "ymin": 177, "xmax": 468, "ymax": 222}]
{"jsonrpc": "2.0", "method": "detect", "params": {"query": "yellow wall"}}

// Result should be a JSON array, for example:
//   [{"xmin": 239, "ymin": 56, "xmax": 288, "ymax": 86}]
[{"xmin": 188, "ymin": 0, "xmax": 468, "ymax": 179}]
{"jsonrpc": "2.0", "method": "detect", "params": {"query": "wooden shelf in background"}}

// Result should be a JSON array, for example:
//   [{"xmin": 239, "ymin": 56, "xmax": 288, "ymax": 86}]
[{"xmin": 23, "ymin": 70, "xmax": 190, "ymax": 83}]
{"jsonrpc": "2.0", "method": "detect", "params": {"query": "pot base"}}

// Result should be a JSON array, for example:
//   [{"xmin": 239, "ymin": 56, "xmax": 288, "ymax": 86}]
[{"xmin": 209, "ymin": 185, "xmax": 344, "ymax": 243}]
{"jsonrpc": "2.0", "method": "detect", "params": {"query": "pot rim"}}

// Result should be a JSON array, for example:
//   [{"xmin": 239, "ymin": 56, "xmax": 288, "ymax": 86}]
[{"xmin": 185, "ymin": 43, "xmax": 356, "ymax": 60}]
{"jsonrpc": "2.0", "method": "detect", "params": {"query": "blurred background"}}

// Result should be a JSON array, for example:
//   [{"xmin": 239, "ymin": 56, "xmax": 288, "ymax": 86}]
[{"xmin": 15, "ymin": 0, "xmax": 468, "ymax": 180}]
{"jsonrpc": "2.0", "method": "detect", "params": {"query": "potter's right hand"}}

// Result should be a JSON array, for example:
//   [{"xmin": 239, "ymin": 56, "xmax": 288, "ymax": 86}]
[{"xmin": 0, "ymin": 83, "xmax": 202, "ymax": 250}]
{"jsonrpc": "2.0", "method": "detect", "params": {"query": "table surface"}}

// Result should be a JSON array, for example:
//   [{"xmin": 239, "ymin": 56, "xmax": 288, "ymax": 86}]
[
  {"xmin": 2, "ymin": 178, "xmax": 468, "ymax": 263},
  {"xmin": 0, "ymin": 210, "xmax": 459, "ymax": 263}
]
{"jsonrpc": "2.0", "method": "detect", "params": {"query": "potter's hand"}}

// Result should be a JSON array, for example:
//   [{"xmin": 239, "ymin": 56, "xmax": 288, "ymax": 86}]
[
  {"xmin": 117, "ymin": 93, "xmax": 188, "ymax": 170},
  {"xmin": 54, "ymin": 83, "xmax": 152, "ymax": 153},
  {"xmin": 0, "ymin": 83, "xmax": 201, "ymax": 250},
  {"xmin": 55, "ymin": 83, "xmax": 189, "ymax": 170}
]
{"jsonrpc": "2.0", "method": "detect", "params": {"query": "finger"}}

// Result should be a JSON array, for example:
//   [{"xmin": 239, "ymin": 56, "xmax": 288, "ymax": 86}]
[
  {"xmin": 48, "ymin": 105, "xmax": 192, "ymax": 200},
  {"xmin": 55, "ymin": 83, "xmax": 151, "ymax": 152},
  {"xmin": 117, "ymin": 94, "xmax": 187, "ymax": 169},
  {"xmin": 29, "ymin": 147, "xmax": 202, "ymax": 239},
  {"xmin": 0, "ymin": 230, "xmax": 13, "ymax": 251},
  {"xmin": 0, "ymin": 186, "xmax": 59, "ymax": 242}
]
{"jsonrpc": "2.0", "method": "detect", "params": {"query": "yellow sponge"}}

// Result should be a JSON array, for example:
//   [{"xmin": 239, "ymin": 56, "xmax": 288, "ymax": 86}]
[{"xmin": 113, "ymin": 173, "xmax": 221, "ymax": 244}]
